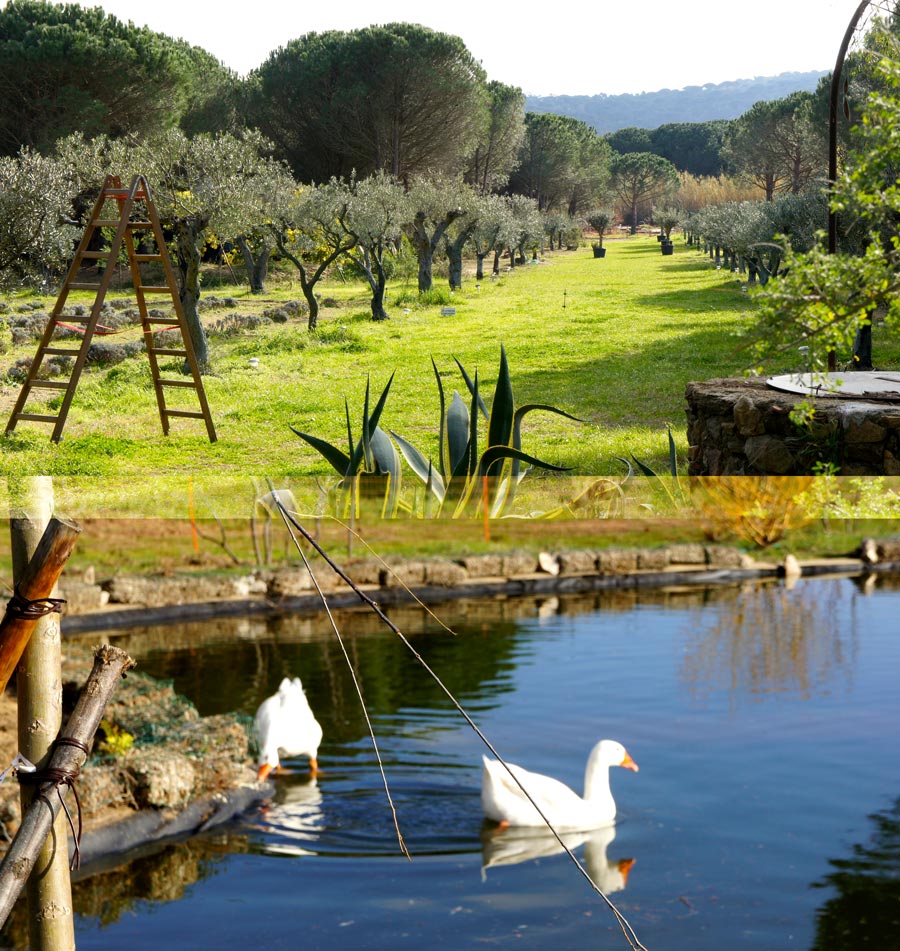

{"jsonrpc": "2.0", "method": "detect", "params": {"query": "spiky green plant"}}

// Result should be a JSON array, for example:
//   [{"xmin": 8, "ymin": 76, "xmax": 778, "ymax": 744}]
[
  {"xmin": 390, "ymin": 345, "xmax": 581, "ymax": 517},
  {"xmin": 290, "ymin": 374, "xmax": 403, "ymax": 517}
]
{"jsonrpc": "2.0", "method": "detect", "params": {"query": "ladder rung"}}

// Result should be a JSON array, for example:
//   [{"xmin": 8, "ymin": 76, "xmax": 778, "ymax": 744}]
[
  {"xmin": 93, "ymin": 219, "xmax": 152, "ymax": 229},
  {"xmin": 137, "ymin": 286, "xmax": 174, "ymax": 294},
  {"xmin": 43, "ymin": 347, "xmax": 80, "ymax": 356},
  {"xmin": 158, "ymin": 379, "xmax": 197, "ymax": 388},
  {"xmin": 67, "ymin": 283, "xmax": 101, "ymax": 291},
  {"xmin": 29, "ymin": 381, "xmax": 70, "ymax": 390},
  {"xmin": 104, "ymin": 188, "xmax": 147, "ymax": 199},
  {"xmin": 145, "ymin": 318, "xmax": 179, "ymax": 325},
  {"xmin": 164, "ymin": 410, "xmax": 205, "ymax": 420},
  {"xmin": 14, "ymin": 413, "xmax": 59, "ymax": 423},
  {"xmin": 152, "ymin": 348, "xmax": 188, "ymax": 357},
  {"xmin": 134, "ymin": 254, "xmax": 163, "ymax": 262},
  {"xmin": 80, "ymin": 251, "xmax": 111, "ymax": 260}
]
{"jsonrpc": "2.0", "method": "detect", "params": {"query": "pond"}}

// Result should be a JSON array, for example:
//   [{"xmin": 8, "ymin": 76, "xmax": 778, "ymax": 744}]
[{"xmin": 6, "ymin": 574, "xmax": 900, "ymax": 951}]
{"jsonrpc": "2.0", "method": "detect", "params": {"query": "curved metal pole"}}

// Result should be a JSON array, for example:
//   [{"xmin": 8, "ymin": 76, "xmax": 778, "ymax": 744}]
[{"xmin": 828, "ymin": 0, "xmax": 872, "ymax": 254}]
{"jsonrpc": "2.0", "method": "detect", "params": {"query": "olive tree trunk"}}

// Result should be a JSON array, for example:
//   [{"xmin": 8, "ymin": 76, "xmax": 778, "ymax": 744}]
[{"xmin": 175, "ymin": 218, "xmax": 211, "ymax": 373}]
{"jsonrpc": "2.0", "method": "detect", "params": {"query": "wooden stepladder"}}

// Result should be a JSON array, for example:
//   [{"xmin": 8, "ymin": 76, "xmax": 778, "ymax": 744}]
[{"xmin": 6, "ymin": 174, "xmax": 217, "ymax": 442}]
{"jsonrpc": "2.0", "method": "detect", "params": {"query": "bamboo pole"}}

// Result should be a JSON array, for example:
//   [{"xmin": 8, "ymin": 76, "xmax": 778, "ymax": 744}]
[
  {"xmin": 0, "ymin": 646, "xmax": 136, "ymax": 927},
  {"xmin": 0, "ymin": 516, "xmax": 81, "ymax": 693},
  {"xmin": 10, "ymin": 478, "xmax": 73, "ymax": 951}
]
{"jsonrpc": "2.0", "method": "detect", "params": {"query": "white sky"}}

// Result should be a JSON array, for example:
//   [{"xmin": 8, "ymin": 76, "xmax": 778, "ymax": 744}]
[{"xmin": 88, "ymin": 0, "xmax": 859, "ymax": 95}]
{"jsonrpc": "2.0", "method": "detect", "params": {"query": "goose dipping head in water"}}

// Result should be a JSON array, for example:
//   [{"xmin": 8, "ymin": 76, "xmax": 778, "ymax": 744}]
[
  {"xmin": 481, "ymin": 739, "xmax": 638, "ymax": 831},
  {"xmin": 255, "ymin": 677, "xmax": 323, "ymax": 781}
]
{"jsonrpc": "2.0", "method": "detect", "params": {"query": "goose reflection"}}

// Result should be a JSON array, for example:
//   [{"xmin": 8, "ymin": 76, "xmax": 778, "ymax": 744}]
[
  {"xmin": 480, "ymin": 823, "xmax": 635, "ymax": 894},
  {"xmin": 253, "ymin": 775, "xmax": 324, "ymax": 855}
]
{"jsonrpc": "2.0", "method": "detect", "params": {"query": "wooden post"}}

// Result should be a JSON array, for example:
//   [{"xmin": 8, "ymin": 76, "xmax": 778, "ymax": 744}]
[
  {"xmin": 0, "ymin": 516, "xmax": 81, "ymax": 693},
  {"xmin": 0, "ymin": 646, "xmax": 136, "ymax": 927},
  {"xmin": 9, "ymin": 477, "xmax": 74, "ymax": 951}
]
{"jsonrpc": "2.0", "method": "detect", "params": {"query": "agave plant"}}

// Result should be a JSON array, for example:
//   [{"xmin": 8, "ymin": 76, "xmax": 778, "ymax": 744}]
[
  {"xmin": 290, "ymin": 374, "xmax": 403, "ymax": 517},
  {"xmin": 390, "ymin": 345, "xmax": 582, "ymax": 517}
]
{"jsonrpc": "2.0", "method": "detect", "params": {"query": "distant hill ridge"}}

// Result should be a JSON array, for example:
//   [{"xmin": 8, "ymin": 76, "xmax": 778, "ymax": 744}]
[{"xmin": 526, "ymin": 71, "xmax": 828, "ymax": 133}]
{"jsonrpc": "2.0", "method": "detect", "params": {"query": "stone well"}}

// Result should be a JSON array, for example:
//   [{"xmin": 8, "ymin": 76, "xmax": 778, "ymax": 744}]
[{"xmin": 685, "ymin": 376, "xmax": 900, "ymax": 475}]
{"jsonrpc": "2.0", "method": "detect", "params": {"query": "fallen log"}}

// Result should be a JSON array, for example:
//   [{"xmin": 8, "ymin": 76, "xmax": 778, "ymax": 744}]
[{"xmin": 0, "ymin": 645, "xmax": 135, "ymax": 926}]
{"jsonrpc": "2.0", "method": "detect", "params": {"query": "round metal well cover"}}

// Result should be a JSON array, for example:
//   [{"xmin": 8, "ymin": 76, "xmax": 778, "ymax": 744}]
[{"xmin": 767, "ymin": 371, "xmax": 900, "ymax": 401}]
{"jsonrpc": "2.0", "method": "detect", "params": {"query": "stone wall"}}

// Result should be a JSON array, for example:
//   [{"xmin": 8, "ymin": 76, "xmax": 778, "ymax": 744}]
[{"xmin": 686, "ymin": 377, "xmax": 900, "ymax": 475}]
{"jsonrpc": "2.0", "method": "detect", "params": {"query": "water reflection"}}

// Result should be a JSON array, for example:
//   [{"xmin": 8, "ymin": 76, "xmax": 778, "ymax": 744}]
[
  {"xmin": 249, "ymin": 775, "xmax": 324, "ymax": 856},
  {"xmin": 811, "ymin": 797, "xmax": 900, "ymax": 951},
  {"xmin": 679, "ymin": 579, "xmax": 858, "ymax": 700},
  {"xmin": 0, "ymin": 837, "xmax": 240, "ymax": 950},
  {"xmin": 481, "ymin": 823, "xmax": 635, "ymax": 895}
]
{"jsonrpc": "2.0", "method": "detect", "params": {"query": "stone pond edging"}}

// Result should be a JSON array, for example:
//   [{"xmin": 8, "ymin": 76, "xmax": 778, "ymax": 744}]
[
  {"xmin": 58, "ymin": 538, "xmax": 900, "ymax": 635},
  {"xmin": 686, "ymin": 377, "xmax": 900, "ymax": 475}
]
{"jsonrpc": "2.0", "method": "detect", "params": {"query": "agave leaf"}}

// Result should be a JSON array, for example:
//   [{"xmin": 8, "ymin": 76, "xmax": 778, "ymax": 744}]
[
  {"xmin": 629, "ymin": 454, "xmax": 658, "ymax": 477},
  {"xmin": 349, "ymin": 373, "xmax": 395, "ymax": 474},
  {"xmin": 615, "ymin": 457, "xmax": 636, "ymax": 487},
  {"xmin": 290, "ymin": 426, "xmax": 352, "ymax": 476},
  {"xmin": 512, "ymin": 404, "xmax": 584, "ymax": 449},
  {"xmin": 369, "ymin": 426, "xmax": 402, "ymax": 515},
  {"xmin": 446, "ymin": 392, "xmax": 471, "ymax": 477},
  {"xmin": 432, "ymin": 357, "xmax": 449, "ymax": 478},
  {"xmin": 390, "ymin": 429, "xmax": 446, "ymax": 502},
  {"xmin": 453, "ymin": 356, "xmax": 489, "ymax": 420},
  {"xmin": 360, "ymin": 376, "xmax": 373, "ymax": 471},
  {"xmin": 486, "ymin": 344, "xmax": 515, "ymax": 473},
  {"xmin": 667, "ymin": 425, "xmax": 678, "ymax": 477},
  {"xmin": 479, "ymin": 444, "xmax": 572, "ymax": 476},
  {"xmin": 344, "ymin": 400, "xmax": 354, "ymax": 460},
  {"xmin": 511, "ymin": 402, "xmax": 584, "ymax": 481},
  {"xmin": 467, "ymin": 370, "xmax": 480, "ymax": 478}
]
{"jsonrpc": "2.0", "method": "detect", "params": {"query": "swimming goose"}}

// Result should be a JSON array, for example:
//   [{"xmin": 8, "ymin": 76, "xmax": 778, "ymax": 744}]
[
  {"xmin": 255, "ymin": 677, "xmax": 323, "ymax": 781},
  {"xmin": 481, "ymin": 739, "xmax": 638, "ymax": 830}
]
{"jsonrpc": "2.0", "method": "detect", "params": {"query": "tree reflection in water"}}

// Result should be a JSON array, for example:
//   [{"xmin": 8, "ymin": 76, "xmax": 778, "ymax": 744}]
[
  {"xmin": 811, "ymin": 797, "xmax": 900, "ymax": 951},
  {"xmin": 0, "ymin": 836, "xmax": 244, "ymax": 950},
  {"xmin": 679, "ymin": 579, "xmax": 858, "ymax": 701}
]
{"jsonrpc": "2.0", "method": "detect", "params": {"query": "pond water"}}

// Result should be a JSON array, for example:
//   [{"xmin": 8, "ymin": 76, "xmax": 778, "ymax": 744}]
[{"xmin": 6, "ymin": 575, "xmax": 900, "ymax": 951}]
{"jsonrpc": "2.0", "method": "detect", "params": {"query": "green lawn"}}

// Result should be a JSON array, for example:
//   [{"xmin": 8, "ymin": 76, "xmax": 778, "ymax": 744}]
[{"xmin": 0, "ymin": 235, "xmax": 798, "ymax": 515}]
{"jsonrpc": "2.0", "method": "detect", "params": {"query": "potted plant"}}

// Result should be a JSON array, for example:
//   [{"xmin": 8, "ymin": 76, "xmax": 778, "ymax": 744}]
[
  {"xmin": 656, "ymin": 207, "xmax": 681, "ymax": 255},
  {"xmin": 586, "ymin": 209, "xmax": 613, "ymax": 258}
]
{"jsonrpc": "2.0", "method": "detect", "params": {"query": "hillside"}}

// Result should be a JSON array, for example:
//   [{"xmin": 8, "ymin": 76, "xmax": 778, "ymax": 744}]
[{"xmin": 526, "ymin": 71, "xmax": 827, "ymax": 133}]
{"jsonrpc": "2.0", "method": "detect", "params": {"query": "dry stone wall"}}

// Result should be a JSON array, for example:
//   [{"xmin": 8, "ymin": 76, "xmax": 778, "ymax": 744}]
[{"xmin": 686, "ymin": 377, "xmax": 900, "ymax": 475}]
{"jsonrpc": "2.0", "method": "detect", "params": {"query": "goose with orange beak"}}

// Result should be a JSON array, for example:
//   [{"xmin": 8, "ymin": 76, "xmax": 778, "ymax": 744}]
[
  {"xmin": 255, "ymin": 677, "xmax": 323, "ymax": 781},
  {"xmin": 481, "ymin": 739, "xmax": 638, "ymax": 831}
]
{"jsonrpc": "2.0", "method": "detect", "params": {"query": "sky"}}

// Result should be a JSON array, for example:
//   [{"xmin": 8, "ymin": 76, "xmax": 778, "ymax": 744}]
[{"xmin": 85, "ymin": 0, "xmax": 863, "ymax": 95}]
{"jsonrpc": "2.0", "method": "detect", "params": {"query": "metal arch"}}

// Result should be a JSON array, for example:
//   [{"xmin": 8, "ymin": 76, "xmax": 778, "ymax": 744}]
[{"xmin": 828, "ymin": 0, "xmax": 872, "ymax": 255}]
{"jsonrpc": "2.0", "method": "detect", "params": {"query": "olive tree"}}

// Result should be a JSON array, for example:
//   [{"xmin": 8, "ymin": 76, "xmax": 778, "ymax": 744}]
[
  {"xmin": 267, "ymin": 177, "xmax": 358, "ymax": 329},
  {"xmin": 342, "ymin": 172, "xmax": 412, "ymax": 322},
  {"xmin": 405, "ymin": 177, "xmax": 471, "ymax": 293},
  {"xmin": 62, "ymin": 128, "xmax": 288, "ymax": 371},
  {"xmin": 0, "ymin": 148, "xmax": 77, "ymax": 288}
]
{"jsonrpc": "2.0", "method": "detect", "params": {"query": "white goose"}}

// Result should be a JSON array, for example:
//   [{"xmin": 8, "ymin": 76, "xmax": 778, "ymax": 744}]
[
  {"xmin": 481, "ymin": 739, "xmax": 638, "ymax": 831},
  {"xmin": 254, "ymin": 677, "xmax": 323, "ymax": 781}
]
